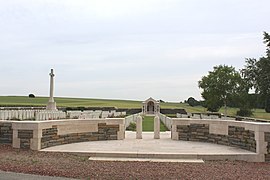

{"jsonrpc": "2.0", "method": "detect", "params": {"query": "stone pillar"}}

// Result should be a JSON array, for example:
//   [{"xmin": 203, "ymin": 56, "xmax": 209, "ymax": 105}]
[
  {"xmin": 136, "ymin": 115, "xmax": 142, "ymax": 139},
  {"xmin": 154, "ymin": 115, "xmax": 160, "ymax": 139},
  {"xmin": 46, "ymin": 69, "xmax": 57, "ymax": 110},
  {"xmin": 255, "ymin": 131, "xmax": 268, "ymax": 162},
  {"xmin": 171, "ymin": 124, "xmax": 179, "ymax": 140}
]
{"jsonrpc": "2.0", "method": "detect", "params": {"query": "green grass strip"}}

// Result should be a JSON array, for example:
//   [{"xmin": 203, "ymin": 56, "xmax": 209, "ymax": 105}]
[{"xmin": 142, "ymin": 116, "xmax": 168, "ymax": 132}]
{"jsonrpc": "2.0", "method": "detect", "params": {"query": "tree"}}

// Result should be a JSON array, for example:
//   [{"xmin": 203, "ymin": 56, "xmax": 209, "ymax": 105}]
[
  {"xmin": 187, "ymin": 97, "xmax": 200, "ymax": 107},
  {"xmin": 241, "ymin": 32, "xmax": 270, "ymax": 112},
  {"xmin": 198, "ymin": 65, "xmax": 244, "ymax": 116},
  {"xmin": 28, "ymin": 94, "xmax": 35, "ymax": 98}
]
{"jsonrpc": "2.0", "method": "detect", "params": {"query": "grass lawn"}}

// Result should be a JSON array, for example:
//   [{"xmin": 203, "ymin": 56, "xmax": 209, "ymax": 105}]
[
  {"xmin": 0, "ymin": 96, "xmax": 208, "ymax": 110},
  {"xmin": 142, "ymin": 116, "xmax": 168, "ymax": 132},
  {"xmin": 1, "ymin": 96, "xmax": 270, "ymax": 120},
  {"xmin": 0, "ymin": 96, "xmax": 142, "ymax": 108}
]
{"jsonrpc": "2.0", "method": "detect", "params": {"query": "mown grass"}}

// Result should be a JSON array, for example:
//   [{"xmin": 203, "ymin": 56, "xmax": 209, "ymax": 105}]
[
  {"xmin": 1, "ymin": 96, "xmax": 270, "ymax": 120},
  {"xmin": 142, "ymin": 116, "xmax": 168, "ymax": 132},
  {"xmin": 216, "ymin": 107, "xmax": 270, "ymax": 120},
  {"xmin": 0, "ymin": 96, "xmax": 141, "ymax": 108},
  {"xmin": 0, "ymin": 96, "xmax": 182, "ymax": 109}
]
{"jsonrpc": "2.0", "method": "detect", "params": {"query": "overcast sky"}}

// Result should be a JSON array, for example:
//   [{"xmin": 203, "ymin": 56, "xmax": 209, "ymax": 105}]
[{"xmin": 0, "ymin": 0, "xmax": 269, "ymax": 102}]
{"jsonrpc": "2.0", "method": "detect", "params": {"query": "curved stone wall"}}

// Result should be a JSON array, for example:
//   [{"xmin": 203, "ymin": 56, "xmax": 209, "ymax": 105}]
[
  {"xmin": 0, "ymin": 118, "xmax": 125, "ymax": 150},
  {"xmin": 41, "ymin": 123, "xmax": 120, "ymax": 149},
  {"xmin": 171, "ymin": 118, "xmax": 270, "ymax": 162}
]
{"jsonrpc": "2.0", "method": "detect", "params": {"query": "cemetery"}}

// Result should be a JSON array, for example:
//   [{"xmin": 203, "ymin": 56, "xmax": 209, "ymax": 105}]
[
  {"xmin": 1, "ymin": 0, "xmax": 270, "ymax": 178},
  {"xmin": 0, "ymin": 69, "xmax": 270, "ymax": 165},
  {"xmin": 1, "ymin": 70, "xmax": 270, "ymax": 164}
]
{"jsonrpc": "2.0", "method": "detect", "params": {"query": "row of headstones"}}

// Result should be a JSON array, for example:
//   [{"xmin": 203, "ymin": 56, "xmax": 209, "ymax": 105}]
[
  {"xmin": 0, "ymin": 110, "xmax": 36, "ymax": 120},
  {"xmin": 159, "ymin": 114, "xmax": 172, "ymax": 130},
  {"xmin": 176, "ymin": 113, "xmax": 236, "ymax": 120},
  {"xmin": 0, "ymin": 110, "xmax": 66, "ymax": 121},
  {"xmin": 67, "ymin": 110, "xmax": 127, "ymax": 119},
  {"xmin": 0, "ymin": 109, "xmax": 128, "ymax": 121},
  {"xmin": 35, "ymin": 111, "xmax": 66, "ymax": 121},
  {"xmin": 125, "ymin": 113, "xmax": 141, "ymax": 129}
]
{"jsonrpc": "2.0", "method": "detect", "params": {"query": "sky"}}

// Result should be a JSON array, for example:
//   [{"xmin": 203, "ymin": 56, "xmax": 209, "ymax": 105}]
[{"xmin": 0, "ymin": 0, "xmax": 270, "ymax": 102}]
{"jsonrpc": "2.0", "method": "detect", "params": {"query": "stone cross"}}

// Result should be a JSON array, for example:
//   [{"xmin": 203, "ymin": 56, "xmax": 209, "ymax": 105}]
[
  {"xmin": 46, "ymin": 69, "xmax": 57, "ymax": 110},
  {"xmin": 49, "ymin": 69, "xmax": 55, "ymax": 102}
]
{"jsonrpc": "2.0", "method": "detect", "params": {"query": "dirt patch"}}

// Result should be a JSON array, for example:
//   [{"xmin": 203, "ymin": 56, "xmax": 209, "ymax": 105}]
[{"xmin": 0, "ymin": 144, "xmax": 270, "ymax": 179}]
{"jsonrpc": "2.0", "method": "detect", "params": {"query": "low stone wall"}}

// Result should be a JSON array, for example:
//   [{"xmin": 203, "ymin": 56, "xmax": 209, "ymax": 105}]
[
  {"xmin": 0, "ymin": 122, "xmax": 13, "ymax": 144},
  {"xmin": 41, "ymin": 123, "xmax": 119, "ymax": 149},
  {"xmin": 0, "ymin": 118, "xmax": 125, "ymax": 150},
  {"xmin": 177, "ymin": 124, "xmax": 256, "ymax": 152},
  {"xmin": 18, "ymin": 130, "xmax": 33, "ymax": 149},
  {"xmin": 172, "ymin": 118, "xmax": 270, "ymax": 162},
  {"xmin": 265, "ymin": 132, "xmax": 270, "ymax": 162}
]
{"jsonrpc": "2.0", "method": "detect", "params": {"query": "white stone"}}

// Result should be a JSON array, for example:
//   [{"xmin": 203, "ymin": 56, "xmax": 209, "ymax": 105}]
[
  {"xmin": 136, "ymin": 115, "xmax": 142, "ymax": 139},
  {"xmin": 46, "ymin": 69, "xmax": 57, "ymax": 110},
  {"xmin": 142, "ymin": 97, "xmax": 160, "ymax": 115},
  {"xmin": 154, "ymin": 115, "xmax": 160, "ymax": 139}
]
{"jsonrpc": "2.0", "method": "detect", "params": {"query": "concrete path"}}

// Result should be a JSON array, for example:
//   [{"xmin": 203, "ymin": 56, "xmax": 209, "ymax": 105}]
[
  {"xmin": 42, "ymin": 131, "xmax": 256, "ymax": 161},
  {"xmin": 0, "ymin": 171, "xmax": 76, "ymax": 180}
]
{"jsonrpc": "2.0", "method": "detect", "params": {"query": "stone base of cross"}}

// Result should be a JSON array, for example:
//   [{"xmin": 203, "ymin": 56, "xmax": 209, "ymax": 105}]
[{"xmin": 46, "ymin": 102, "xmax": 57, "ymax": 111}]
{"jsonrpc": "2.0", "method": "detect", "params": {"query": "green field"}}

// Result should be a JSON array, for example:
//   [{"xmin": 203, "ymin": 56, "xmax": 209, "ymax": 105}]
[
  {"xmin": 0, "ymin": 96, "xmax": 214, "ymax": 110},
  {"xmin": 0, "ymin": 96, "xmax": 182, "ymax": 109},
  {"xmin": 142, "ymin": 116, "xmax": 168, "ymax": 132},
  {"xmin": 0, "ymin": 96, "xmax": 270, "ymax": 120}
]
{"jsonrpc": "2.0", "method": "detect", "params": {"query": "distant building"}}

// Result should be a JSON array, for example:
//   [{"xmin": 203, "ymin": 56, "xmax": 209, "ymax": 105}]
[{"xmin": 142, "ymin": 97, "xmax": 160, "ymax": 115}]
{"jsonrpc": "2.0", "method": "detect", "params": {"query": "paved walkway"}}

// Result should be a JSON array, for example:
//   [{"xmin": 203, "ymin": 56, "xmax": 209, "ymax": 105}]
[
  {"xmin": 42, "ymin": 131, "xmax": 255, "ymax": 158},
  {"xmin": 0, "ymin": 171, "xmax": 76, "ymax": 180}
]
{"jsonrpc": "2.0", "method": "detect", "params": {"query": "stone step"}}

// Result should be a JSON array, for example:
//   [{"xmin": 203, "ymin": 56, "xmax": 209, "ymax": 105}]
[
  {"xmin": 73, "ymin": 151, "xmax": 257, "ymax": 162},
  {"xmin": 80, "ymin": 151, "xmax": 199, "ymax": 159},
  {"xmin": 82, "ymin": 151, "xmax": 205, "ymax": 161},
  {"xmin": 89, "ymin": 157, "xmax": 204, "ymax": 163}
]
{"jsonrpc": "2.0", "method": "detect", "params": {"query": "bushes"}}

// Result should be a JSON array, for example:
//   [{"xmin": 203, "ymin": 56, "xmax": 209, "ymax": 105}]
[
  {"xmin": 265, "ymin": 97, "xmax": 270, "ymax": 113},
  {"xmin": 126, "ymin": 122, "xmax": 136, "ymax": 131},
  {"xmin": 187, "ymin": 97, "xmax": 200, "ymax": 107},
  {"xmin": 236, "ymin": 108, "xmax": 253, "ymax": 117}
]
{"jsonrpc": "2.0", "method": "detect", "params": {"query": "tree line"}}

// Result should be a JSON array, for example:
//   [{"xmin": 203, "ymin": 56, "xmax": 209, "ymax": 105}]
[{"xmin": 191, "ymin": 32, "xmax": 270, "ymax": 116}]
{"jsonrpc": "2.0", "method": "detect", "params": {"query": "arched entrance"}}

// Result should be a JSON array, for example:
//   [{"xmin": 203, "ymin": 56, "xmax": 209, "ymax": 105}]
[
  {"xmin": 147, "ymin": 101, "xmax": 155, "ymax": 114},
  {"xmin": 142, "ymin": 97, "xmax": 160, "ymax": 115}
]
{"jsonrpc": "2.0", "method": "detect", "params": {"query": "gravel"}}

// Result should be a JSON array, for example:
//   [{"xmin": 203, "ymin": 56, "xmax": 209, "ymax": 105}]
[{"xmin": 0, "ymin": 145, "xmax": 270, "ymax": 179}]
